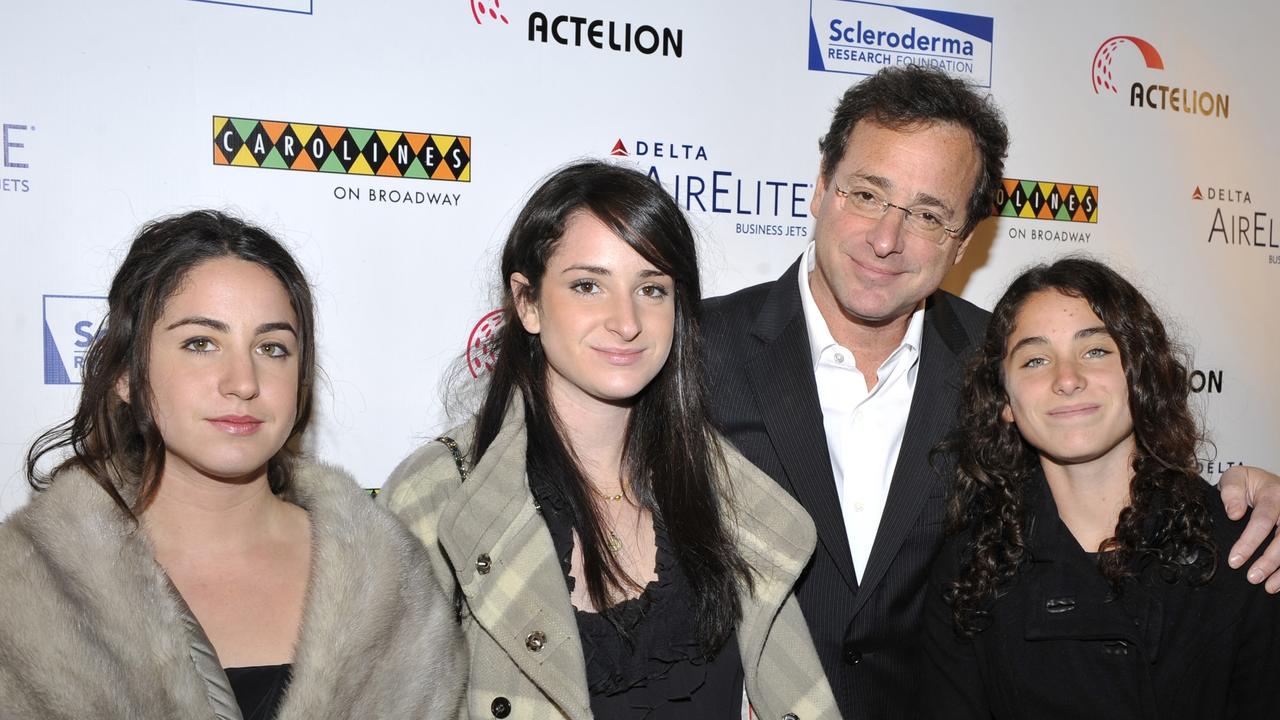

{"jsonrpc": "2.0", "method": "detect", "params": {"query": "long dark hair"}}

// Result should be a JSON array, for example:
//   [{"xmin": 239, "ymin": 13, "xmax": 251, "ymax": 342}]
[
  {"xmin": 472, "ymin": 160, "xmax": 751, "ymax": 650},
  {"xmin": 26, "ymin": 210, "xmax": 317, "ymax": 516},
  {"xmin": 943, "ymin": 257, "xmax": 1213, "ymax": 635}
]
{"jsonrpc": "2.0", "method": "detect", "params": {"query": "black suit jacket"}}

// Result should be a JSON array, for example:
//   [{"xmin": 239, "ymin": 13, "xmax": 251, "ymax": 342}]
[{"xmin": 701, "ymin": 258, "xmax": 990, "ymax": 719}]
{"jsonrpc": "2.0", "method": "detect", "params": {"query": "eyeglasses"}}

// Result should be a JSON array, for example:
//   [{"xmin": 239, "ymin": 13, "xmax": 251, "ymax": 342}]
[{"xmin": 832, "ymin": 184, "xmax": 964, "ymax": 244}]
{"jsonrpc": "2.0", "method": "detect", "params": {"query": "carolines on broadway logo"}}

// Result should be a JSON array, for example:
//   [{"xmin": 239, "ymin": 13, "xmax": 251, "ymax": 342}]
[
  {"xmin": 1091, "ymin": 36, "xmax": 1229, "ymax": 119},
  {"xmin": 471, "ymin": 1, "xmax": 683, "ymax": 58},
  {"xmin": 610, "ymin": 137, "xmax": 812, "ymax": 239},
  {"xmin": 808, "ymin": 0, "xmax": 993, "ymax": 87},
  {"xmin": 1192, "ymin": 184, "xmax": 1277, "ymax": 264},
  {"xmin": 212, "ymin": 117, "xmax": 470, "ymax": 181},
  {"xmin": 996, "ymin": 178, "xmax": 1097, "ymax": 244}
]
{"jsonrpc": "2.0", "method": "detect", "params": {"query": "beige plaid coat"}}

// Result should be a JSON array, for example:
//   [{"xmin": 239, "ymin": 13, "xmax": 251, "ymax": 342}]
[{"xmin": 383, "ymin": 398, "xmax": 839, "ymax": 720}]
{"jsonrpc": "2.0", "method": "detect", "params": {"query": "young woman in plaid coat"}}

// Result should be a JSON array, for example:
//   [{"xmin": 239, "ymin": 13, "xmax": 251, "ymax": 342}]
[{"xmin": 384, "ymin": 161, "xmax": 838, "ymax": 720}]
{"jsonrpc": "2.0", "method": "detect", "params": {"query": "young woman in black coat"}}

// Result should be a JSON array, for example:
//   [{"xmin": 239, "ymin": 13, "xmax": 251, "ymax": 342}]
[{"xmin": 921, "ymin": 257, "xmax": 1280, "ymax": 719}]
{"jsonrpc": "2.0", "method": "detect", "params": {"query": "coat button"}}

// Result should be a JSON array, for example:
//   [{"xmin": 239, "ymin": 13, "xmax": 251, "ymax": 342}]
[
  {"xmin": 1045, "ymin": 596, "xmax": 1076, "ymax": 614},
  {"xmin": 490, "ymin": 696, "xmax": 511, "ymax": 718},
  {"xmin": 843, "ymin": 646, "xmax": 862, "ymax": 665},
  {"xmin": 1103, "ymin": 640, "xmax": 1130, "ymax": 656},
  {"xmin": 475, "ymin": 553, "xmax": 492, "ymax": 575},
  {"xmin": 783, "ymin": 714, "xmax": 800, "ymax": 720},
  {"xmin": 526, "ymin": 630, "xmax": 547, "ymax": 652}
]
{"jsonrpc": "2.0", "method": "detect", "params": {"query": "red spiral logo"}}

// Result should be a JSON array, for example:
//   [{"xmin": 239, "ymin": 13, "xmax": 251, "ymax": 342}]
[
  {"xmin": 471, "ymin": 0, "xmax": 509, "ymax": 26},
  {"xmin": 1091, "ymin": 36, "xmax": 1164, "ymax": 94}
]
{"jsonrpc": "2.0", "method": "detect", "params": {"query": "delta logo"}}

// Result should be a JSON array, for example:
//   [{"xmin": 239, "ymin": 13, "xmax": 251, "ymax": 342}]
[
  {"xmin": 1191, "ymin": 186, "xmax": 1250, "ymax": 204},
  {"xmin": 609, "ymin": 138, "xmax": 707, "ymax": 161},
  {"xmin": 609, "ymin": 137, "xmax": 812, "ymax": 239},
  {"xmin": 1192, "ymin": 184, "xmax": 1277, "ymax": 257},
  {"xmin": 1091, "ymin": 36, "xmax": 1229, "ymax": 119},
  {"xmin": 212, "ymin": 117, "xmax": 471, "ymax": 182},
  {"xmin": 994, "ymin": 179, "xmax": 1097, "ymax": 223}
]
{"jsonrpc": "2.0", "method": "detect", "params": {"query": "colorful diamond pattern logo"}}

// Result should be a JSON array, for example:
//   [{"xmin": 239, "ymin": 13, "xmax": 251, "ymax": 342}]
[
  {"xmin": 212, "ymin": 116, "xmax": 471, "ymax": 182},
  {"xmin": 993, "ymin": 179, "xmax": 1098, "ymax": 223}
]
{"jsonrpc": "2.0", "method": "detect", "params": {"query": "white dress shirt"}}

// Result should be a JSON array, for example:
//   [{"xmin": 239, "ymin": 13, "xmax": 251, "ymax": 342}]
[{"xmin": 797, "ymin": 243, "xmax": 925, "ymax": 581}]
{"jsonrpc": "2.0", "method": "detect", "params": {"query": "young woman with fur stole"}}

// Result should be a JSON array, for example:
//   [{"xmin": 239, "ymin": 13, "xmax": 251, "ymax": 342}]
[
  {"xmin": 383, "ymin": 161, "xmax": 838, "ymax": 719},
  {"xmin": 0, "ymin": 211, "xmax": 464, "ymax": 719}
]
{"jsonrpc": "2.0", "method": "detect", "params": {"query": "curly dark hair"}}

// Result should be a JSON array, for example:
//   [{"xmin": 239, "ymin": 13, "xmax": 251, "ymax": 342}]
[
  {"xmin": 817, "ymin": 64, "xmax": 1009, "ymax": 238},
  {"xmin": 942, "ymin": 256, "xmax": 1214, "ymax": 635}
]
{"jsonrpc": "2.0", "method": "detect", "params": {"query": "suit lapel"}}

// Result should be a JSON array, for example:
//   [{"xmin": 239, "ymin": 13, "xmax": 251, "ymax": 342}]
[
  {"xmin": 851, "ymin": 293, "xmax": 972, "ymax": 616},
  {"xmin": 743, "ymin": 260, "xmax": 858, "ymax": 593}
]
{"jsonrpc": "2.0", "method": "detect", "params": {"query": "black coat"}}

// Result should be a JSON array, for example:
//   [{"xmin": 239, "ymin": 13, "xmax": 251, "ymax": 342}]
[
  {"xmin": 921, "ymin": 476, "xmax": 1280, "ymax": 719},
  {"xmin": 701, "ymin": 258, "xmax": 991, "ymax": 719}
]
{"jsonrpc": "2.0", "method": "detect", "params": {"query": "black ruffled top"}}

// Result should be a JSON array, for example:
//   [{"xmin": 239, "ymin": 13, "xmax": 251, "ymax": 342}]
[{"xmin": 529, "ymin": 471, "xmax": 744, "ymax": 719}]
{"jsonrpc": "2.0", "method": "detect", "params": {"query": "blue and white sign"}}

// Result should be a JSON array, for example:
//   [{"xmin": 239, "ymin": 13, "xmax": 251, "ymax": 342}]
[
  {"xmin": 808, "ymin": 0, "xmax": 993, "ymax": 87},
  {"xmin": 42, "ymin": 295, "xmax": 107, "ymax": 385},
  {"xmin": 187, "ymin": 0, "xmax": 313, "ymax": 14}
]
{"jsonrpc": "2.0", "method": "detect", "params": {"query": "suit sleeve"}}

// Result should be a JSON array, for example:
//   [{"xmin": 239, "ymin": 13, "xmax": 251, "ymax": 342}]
[{"xmin": 919, "ymin": 536, "xmax": 993, "ymax": 719}]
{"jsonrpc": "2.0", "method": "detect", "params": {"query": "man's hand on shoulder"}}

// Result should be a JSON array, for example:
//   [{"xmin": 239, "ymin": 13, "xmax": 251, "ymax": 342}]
[{"xmin": 1220, "ymin": 466, "xmax": 1280, "ymax": 594}]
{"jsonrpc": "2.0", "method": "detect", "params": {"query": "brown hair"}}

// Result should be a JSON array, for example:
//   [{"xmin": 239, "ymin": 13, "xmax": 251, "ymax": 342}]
[
  {"xmin": 26, "ymin": 210, "xmax": 317, "ymax": 516},
  {"xmin": 817, "ymin": 64, "xmax": 1009, "ymax": 237}
]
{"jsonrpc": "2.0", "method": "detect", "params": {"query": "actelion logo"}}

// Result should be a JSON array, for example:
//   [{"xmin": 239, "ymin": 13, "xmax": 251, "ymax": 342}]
[
  {"xmin": 467, "ymin": 309, "xmax": 505, "ymax": 378},
  {"xmin": 527, "ymin": 12, "xmax": 683, "ymax": 57},
  {"xmin": 1091, "ymin": 36, "xmax": 1229, "ymax": 119},
  {"xmin": 1091, "ymin": 35, "xmax": 1162, "ymax": 93},
  {"xmin": 212, "ymin": 117, "xmax": 471, "ymax": 181},
  {"xmin": 470, "ymin": 0, "xmax": 509, "ymax": 25},
  {"xmin": 474, "ymin": 2, "xmax": 683, "ymax": 58}
]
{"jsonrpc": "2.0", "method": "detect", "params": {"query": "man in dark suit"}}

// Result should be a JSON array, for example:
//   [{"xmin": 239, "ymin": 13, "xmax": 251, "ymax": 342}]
[{"xmin": 701, "ymin": 65, "xmax": 1280, "ymax": 719}]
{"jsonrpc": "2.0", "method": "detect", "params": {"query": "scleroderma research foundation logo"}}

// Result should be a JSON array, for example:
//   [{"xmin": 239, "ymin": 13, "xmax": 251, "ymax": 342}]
[{"xmin": 212, "ymin": 116, "xmax": 471, "ymax": 181}]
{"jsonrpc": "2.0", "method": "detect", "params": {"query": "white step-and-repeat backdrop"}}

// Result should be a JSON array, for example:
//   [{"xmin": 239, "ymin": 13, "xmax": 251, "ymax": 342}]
[{"xmin": 3, "ymin": 0, "xmax": 1276, "ymax": 510}]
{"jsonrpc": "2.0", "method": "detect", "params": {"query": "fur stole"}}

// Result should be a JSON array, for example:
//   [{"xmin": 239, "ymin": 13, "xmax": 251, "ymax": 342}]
[{"xmin": 0, "ymin": 462, "xmax": 464, "ymax": 719}]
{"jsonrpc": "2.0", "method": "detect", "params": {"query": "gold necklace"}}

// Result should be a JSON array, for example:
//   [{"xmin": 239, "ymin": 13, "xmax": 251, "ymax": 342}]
[{"xmin": 593, "ymin": 488, "xmax": 627, "ymax": 553}]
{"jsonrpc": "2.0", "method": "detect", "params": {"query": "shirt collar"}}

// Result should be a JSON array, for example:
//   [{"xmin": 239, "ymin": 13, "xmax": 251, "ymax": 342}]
[{"xmin": 796, "ymin": 242, "xmax": 926, "ymax": 370}]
